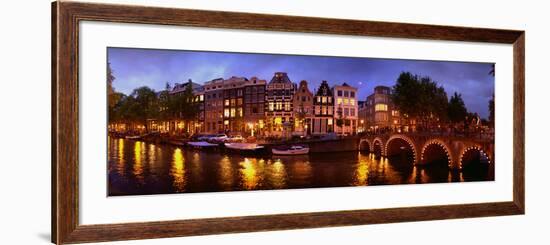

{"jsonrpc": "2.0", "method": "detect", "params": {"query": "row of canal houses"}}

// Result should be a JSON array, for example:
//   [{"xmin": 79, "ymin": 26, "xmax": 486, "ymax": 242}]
[{"xmin": 148, "ymin": 72, "xmax": 403, "ymax": 137}]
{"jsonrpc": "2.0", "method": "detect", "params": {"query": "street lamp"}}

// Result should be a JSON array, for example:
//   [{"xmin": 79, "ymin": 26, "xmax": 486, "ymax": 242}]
[{"xmin": 248, "ymin": 122, "xmax": 254, "ymax": 137}]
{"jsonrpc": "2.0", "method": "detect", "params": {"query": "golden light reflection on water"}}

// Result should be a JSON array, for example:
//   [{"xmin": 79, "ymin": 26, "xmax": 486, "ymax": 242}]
[
  {"xmin": 239, "ymin": 158, "xmax": 262, "ymax": 190},
  {"xmin": 117, "ymin": 138, "xmax": 125, "ymax": 176},
  {"xmin": 266, "ymin": 159, "xmax": 287, "ymax": 189},
  {"xmin": 354, "ymin": 153, "xmax": 370, "ymax": 186},
  {"xmin": 148, "ymin": 144, "xmax": 157, "ymax": 166},
  {"xmin": 133, "ymin": 141, "xmax": 145, "ymax": 182},
  {"xmin": 218, "ymin": 156, "xmax": 234, "ymax": 190},
  {"xmin": 171, "ymin": 148, "xmax": 186, "ymax": 192}
]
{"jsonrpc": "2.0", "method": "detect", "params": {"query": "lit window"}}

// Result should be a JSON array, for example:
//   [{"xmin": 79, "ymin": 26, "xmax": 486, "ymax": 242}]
[
  {"xmin": 237, "ymin": 108, "xmax": 243, "ymax": 117},
  {"xmin": 224, "ymin": 99, "xmax": 230, "ymax": 106},
  {"xmin": 224, "ymin": 120, "xmax": 229, "ymax": 125},
  {"xmin": 375, "ymin": 104, "xmax": 388, "ymax": 112},
  {"xmin": 199, "ymin": 94, "xmax": 204, "ymax": 101},
  {"xmin": 284, "ymin": 102, "xmax": 291, "ymax": 111},
  {"xmin": 344, "ymin": 98, "xmax": 349, "ymax": 105},
  {"xmin": 230, "ymin": 108, "xmax": 236, "ymax": 117},
  {"xmin": 224, "ymin": 109, "xmax": 230, "ymax": 117},
  {"xmin": 328, "ymin": 118, "xmax": 333, "ymax": 125},
  {"xmin": 350, "ymin": 99, "xmax": 355, "ymax": 105},
  {"xmin": 337, "ymin": 98, "xmax": 343, "ymax": 105},
  {"xmin": 274, "ymin": 117, "xmax": 282, "ymax": 125},
  {"xmin": 276, "ymin": 102, "xmax": 282, "ymax": 110},
  {"xmin": 269, "ymin": 102, "xmax": 274, "ymax": 111},
  {"xmin": 392, "ymin": 110, "xmax": 400, "ymax": 116}
]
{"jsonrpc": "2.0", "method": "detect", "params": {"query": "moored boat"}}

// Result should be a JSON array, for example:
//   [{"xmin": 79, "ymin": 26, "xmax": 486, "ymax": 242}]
[
  {"xmin": 187, "ymin": 141, "xmax": 218, "ymax": 148},
  {"xmin": 125, "ymin": 135, "xmax": 142, "ymax": 140},
  {"xmin": 224, "ymin": 143, "xmax": 264, "ymax": 151},
  {"xmin": 272, "ymin": 145, "xmax": 309, "ymax": 155}
]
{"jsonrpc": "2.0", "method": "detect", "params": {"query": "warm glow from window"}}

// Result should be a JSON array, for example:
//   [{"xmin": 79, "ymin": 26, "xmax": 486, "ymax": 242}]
[
  {"xmin": 337, "ymin": 98, "xmax": 343, "ymax": 105},
  {"xmin": 328, "ymin": 118, "xmax": 333, "ymax": 125},
  {"xmin": 375, "ymin": 104, "xmax": 388, "ymax": 111},
  {"xmin": 268, "ymin": 102, "xmax": 274, "ymax": 111},
  {"xmin": 224, "ymin": 120, "xmax": 229, "ymax": 125},
  {"xmin": 224, "ymin": 109, "xmax": 230, "ymax": 117},
  {"xmin": 224, "ymin": 99, "xmax": 230, "ymax": 106},
  {"xmin": 274, "ymin": 117, "xmax": 282, "ymax": 125},
  {"xmin": 350, "ymin": 99, "xmax": 355, "ymax": 105},
  {"xmin": 230, "ymin": 108, "xmax": 236, "ymax": 117},
  {"xmin": 199, "ymin": 95, "xmax": 204, "ymax": 101}
]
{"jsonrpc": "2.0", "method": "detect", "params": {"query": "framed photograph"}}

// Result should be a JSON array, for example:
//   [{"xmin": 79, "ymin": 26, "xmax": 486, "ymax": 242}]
[{"xmin": 52, "ymin": 1, "xmax": 524, "ymax": 244}]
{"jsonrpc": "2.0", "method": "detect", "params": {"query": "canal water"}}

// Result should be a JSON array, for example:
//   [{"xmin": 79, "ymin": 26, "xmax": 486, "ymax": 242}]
[{"xmin": 108, "ymin": 137, "xmax": 494, "ymax": 196}]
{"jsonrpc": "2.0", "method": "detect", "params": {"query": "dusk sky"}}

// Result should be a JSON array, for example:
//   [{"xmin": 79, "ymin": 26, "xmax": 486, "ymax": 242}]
[{"xmin": 108, "ymin": 47, "xmax": 495, "ymax": 118}]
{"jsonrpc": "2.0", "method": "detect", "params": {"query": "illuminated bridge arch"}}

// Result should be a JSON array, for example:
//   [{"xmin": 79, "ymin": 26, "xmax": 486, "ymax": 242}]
[
  {"xmin": 359, "ymin": 139, "xmax": 371, "ymax": 152},
  {"xmin": 459, "ymin": 145, "xmax": 492, "ymax": 169},
  {"xmin": 372, "ymin": 137, "xmax": 384, "ymax": 157},
  {"xmin": 420, "ymin": 139, "xmax": 453, "ymax": 167},
  {"xmin": 384, "ymin": 135, "xmax": 418, "ymax": 164}
]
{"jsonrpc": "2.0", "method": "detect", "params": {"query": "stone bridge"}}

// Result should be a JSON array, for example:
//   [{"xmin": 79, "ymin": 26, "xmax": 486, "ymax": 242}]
[{"xmin": 359, "ymin": 133, "xmax": 494, "ymax": 170}]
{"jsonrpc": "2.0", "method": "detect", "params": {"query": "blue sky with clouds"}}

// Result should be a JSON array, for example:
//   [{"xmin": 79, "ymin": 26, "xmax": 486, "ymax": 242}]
[{"xmin": 108, "ymin": 47, "xmax": 494, "ymax": 118}]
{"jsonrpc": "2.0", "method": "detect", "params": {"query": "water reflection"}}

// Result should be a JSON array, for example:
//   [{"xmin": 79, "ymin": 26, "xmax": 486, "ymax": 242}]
[
  {"xmin": 171, "ymin": 148, "xmax": 186, "ymax": 192},
  {"xmin": 107, "ymin": 137, "xmax": 494, "ymax": 196},
  {"xmin": 239, "ymin": 158, "xmax": 262, "ymax": 190}
]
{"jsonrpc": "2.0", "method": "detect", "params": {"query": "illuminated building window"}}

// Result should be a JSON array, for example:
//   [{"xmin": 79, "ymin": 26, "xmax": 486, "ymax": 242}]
[
  {"xmin": 328, "ymin": 118, "xmax": 333, "ymax": 125},
  {"xmin": 350, "ymin": 99, "xmax": 355, "ymax": 105},
  {"xmin": 375, "ymin": 104, "xmax": 388, "ymax": 111},
  {"xmin": 328, "ymin": 97, "xmax": 332, "ymax": 103},
  {"xmin": 274, "ymin": 117, "xmax": 282, "ymax": 125},
  {"xmin": 337, "ymin": 98, "xmax": 343, "ymax": 105},
  {"xmin": 199, "ymin": 95, "xmax": 204, "ymax": 101},
  {"xmin": 392, "ymin": 110, "xmax": 400, "ymax": 116},
  {"xmin": 344, "ymin": 98, "xmax": 349, "ymax": 105},
  {"xmin": 268, "ymin": 102, "xmax": 274, "ymax": 111},
  {"xmin": 237, "ymin": 108, "xmax": 243, "ymax": 117},
  {"xmin": 230, "ymin": 108, "xmax": 236, "ymax": 118},
  {"xmin": 237, "ymin": 98, "xmax": 243, "ymax": 106},
  {"xmin": 224, "ymin": 120, "xmax": 229, "ymax": 125},
  {"xmin": 276, "ymin": 102, "xmax": 282, "ymax": 110},
  {"xmin": 322, "ymin": 107, "xmax": 326, "ymax": 115},
  {"xmin": 322, "ymin": 96, "xmax": 327, "ymax": 103},
  {"xmin": 284, "ymin": 102, "xmax": 291, "ymax": 111},
  {"xmin": 224, "ymin": 99, "xmax": 230, "ymax": 106},
  {"xmin": 230, "ymin": 99, "xmax": 236, "ymax": 106},
  {"xmin": 224, "ymin": 109, "xmax": 230, "ymax": 117}
]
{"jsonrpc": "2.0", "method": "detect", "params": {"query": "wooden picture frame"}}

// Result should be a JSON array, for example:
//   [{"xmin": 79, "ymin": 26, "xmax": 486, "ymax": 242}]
[{"xmin": 52, "ymin": 1, "xmax": 525, "ymax": 244}]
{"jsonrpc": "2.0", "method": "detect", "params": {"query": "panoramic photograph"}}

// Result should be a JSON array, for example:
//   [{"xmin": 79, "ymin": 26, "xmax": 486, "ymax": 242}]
[{"xmin": 107, "ymin": 47, "xmax": 495, "ymax": 196}]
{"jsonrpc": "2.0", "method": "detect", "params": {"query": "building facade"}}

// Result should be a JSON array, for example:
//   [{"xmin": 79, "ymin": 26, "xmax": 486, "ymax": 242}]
[
  {"xmin": 265, "ymin": 72, "xmax": 295, "ymax": 137},
  {"xmin": 204, "ymin": 78, "xmax": 224, "ymax": 134},
  {"xmin": 365, "ymin": 85, "xmax": 402, "ymax": 132},
  {"xmin": 357, "ymin": 100, "xmax": 367, "ymax": 133},
  {"xmin": 293, "ymin": 80, "xmax": 314, "ymax": 136},
  {"xmin": 243, "ymin": 77, "xmax": 266, "ymax": 136},
  {"xmin": 222, "ymin": 76, "xmax": 247, "ymax": 134},
  {"xmin": 312, "ymin": 81, "xmax": 334, "ymax": 135},
  {"xmin": 332, "ymin": 83, "xmax": 358, "ymax": 136}
]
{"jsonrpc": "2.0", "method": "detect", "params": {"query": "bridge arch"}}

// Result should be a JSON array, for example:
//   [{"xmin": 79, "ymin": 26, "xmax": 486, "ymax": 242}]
[
  {"xmin": 420, "ymin": 139, "xmax": 453, "ymax": 167},
  {"xmin": 459, "ymin": 146, "xmax": 491, "ymax": 169},
  {"xmin": 384, "ymin": 135, "xmax": 417, "ymax": 164},
  {"xmin": 372, "ymin": 137, "xmax": 384, "ymax": 157},
  {"xmin": 359, "ymin": 139, "xmax": 371, "ymax": 152}
]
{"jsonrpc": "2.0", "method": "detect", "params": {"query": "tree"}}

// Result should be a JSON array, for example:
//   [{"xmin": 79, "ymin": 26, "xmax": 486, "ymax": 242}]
[
  {"xmin": 488, "ymin": 93, "xmax": 495, "ymax": 128},
  {"xmin": 448, "ymin": 92, "xmax": 468, "ymax": 123},
  {"xmin": 107, "ymin": 62, "xmax": 119, "ymax": 108},
  {"xmin": 130, "ymin": 86, "xmax": 159, "ymax": 133},
  {"xmin": 392, "ymin": 72, "xmax": 449, "ymax": 130}
]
